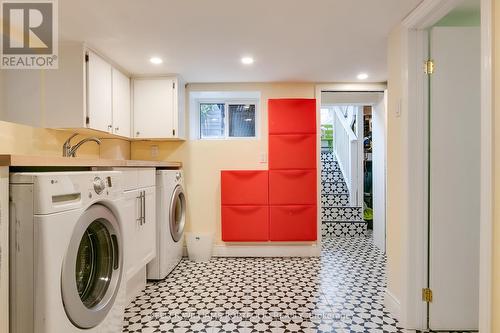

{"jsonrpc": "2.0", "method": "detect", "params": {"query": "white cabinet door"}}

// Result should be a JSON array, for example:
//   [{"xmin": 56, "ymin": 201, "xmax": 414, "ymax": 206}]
[
  {"xmin": 133, "ymin": 78, "xmax": 174, "ymax": 139},
  {"xmin": 122, "ymin": 186, "xmax": 156, "ymax": 280},
  {"xmin": 140, "ymin": 187, "xmax": 156, "ymax": 266},
  {"xmin": 112, "ymin": 69, "xmax": 131, "ymax": 137},
  {"xmin": 86, "ymin": 51, "xmax": 112, "ymax": 133}
]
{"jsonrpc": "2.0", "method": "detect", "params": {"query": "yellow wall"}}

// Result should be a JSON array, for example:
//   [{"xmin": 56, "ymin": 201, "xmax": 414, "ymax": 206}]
[
  {"xmin": 131, "ymin": 83, "xmax": 315, "ymax": 244},
  {"xmin": 492, "ymin": 2, "xmax": 500, "ymax": 331},
  {"xmin": 0, "ymin": 121, "xmax": 100, "ymax": 158},
  {"xmin": 385, "ymin": 25, "xmax": 405, "ymax": 306}
]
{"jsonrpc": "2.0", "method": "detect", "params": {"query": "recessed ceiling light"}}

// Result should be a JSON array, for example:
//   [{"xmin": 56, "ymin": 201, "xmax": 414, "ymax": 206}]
[
  {"xmin": 357, "ymin": 73, "xmax": 369, "ymax": 80},
  {"xmin": 150, "ymin": 57, "xmax": 163, "ymax": 65},
  {"xmin": 241, "ymin": 56, "xmax": 254, "ymax": 65}
]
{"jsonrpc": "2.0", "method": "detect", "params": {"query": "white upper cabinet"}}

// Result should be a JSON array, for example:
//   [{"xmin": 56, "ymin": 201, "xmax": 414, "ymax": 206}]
[
  {"xmin": 86, "ymin": 50, "xmax": 113, "ymax": 133},
  {"xmin": 0, "ymin": 43, "xmax": 184, "ymax": 140},
  {"xmin": 112, "ymin": 68, "xmax": 131, "ymax": 137},
  {"xmin": 132, "ymin": 77, "xmax": 185, "ymax": 139}
]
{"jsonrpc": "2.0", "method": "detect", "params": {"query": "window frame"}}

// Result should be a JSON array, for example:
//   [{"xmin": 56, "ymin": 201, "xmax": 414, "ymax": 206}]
[{"xmin": 195, "ymin": 98, "xmax": 260, "ymax": 140}]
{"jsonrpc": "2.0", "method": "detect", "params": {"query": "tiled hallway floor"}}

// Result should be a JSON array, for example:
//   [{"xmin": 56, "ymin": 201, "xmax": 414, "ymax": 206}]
[{"xmin": 123, "ymin": 235, "xmax": 403, "ymax": 333}]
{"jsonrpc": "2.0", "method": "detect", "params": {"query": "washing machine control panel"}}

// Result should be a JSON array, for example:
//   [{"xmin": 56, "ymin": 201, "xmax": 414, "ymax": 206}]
[
  {"xmin": 93, "ymin": 176, "xmax": 106, "ymax": 195},
  {"xmin": 175, "ymin": 172, "xmax": 182, "ymax": 183}
]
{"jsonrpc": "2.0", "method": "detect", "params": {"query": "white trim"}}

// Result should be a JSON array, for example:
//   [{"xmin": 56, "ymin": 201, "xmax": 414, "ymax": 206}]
[
  {"xmin": 316, "ymin": 83, "xmax": 387, "ymax": 93},
  {"xmin": 402, "ymin": 0, "xmax": 464, "ymax": 28},
  {"xmin": 384, "ymin": 289, "xmax": 402, "ymax": 321},
  {"xmin": 400, "ymin": 0, "xmax": 492, "ymax": 330},
  {"xmin": 478, "ymin": 0, "xmax": 493, "ymax": 331},
  {"xmin": 183, "ymin": 244, "xmax": 321, "ymax": 258}
]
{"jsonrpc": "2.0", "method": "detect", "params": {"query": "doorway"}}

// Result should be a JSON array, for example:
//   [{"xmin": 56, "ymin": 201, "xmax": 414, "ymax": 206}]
[
  {"xmin": 319, "ymin": 90, "xmax": 387, "ymax": 252},
  {"xmin": 398, "ymin": 0, "xmax": 491, "ymax": 331}
]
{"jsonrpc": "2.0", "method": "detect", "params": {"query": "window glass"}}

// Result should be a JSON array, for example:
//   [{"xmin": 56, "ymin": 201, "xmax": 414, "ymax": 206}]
[
  {"xmin": 200, "ymin": 103, "xmax": 225, "ymax": 138},
  {"xmin": 228, "ymin": 104, "xmax": 256, "ymax": 137}
]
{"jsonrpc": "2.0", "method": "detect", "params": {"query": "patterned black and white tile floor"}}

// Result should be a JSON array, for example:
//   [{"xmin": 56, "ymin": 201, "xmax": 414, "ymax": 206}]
[{"xmin": 123, "ymin": 235, "xmax": 404, "ymax": 333}]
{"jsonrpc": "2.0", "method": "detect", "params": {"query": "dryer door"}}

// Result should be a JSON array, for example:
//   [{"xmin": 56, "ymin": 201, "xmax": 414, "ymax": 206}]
[
  {"xmin": 61, "ymin": 204, "xmax": 123, "ymax": 329},
  {"xmin": 170, "ymin": 185, "xmax": 186, "ymax": 242}
]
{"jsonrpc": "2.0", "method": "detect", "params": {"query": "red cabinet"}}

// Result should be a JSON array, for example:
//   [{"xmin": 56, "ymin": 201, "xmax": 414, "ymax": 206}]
[
  {"xmin": 222, "ymin": 206, "xmax": 269, "ymax": 241},
  {"xmin": 269, "ymin": 205, "xmax": 317, "ymax": 241},
  {"xmin": 221, "ymin": 98, "xmax": 317, "ymax": 243},
  {"xmin": 268, "ymin": 99, "xmax": 316, "ymax": 134},
  {"xmin": 221, "ymin": 170, "xmax": 268, "ymax": 205},
  {"xmin": 269, "ymin": 170, "xmax": 316, "ymax": 205},
  {"xmin": 269, "ymin": 134, "xmax": 316, "ymax": 170}
]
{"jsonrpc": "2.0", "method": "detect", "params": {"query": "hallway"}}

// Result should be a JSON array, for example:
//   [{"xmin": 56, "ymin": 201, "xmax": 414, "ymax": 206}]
[{"xmin": 122, "ymin": 236, "xmax": 401, "ymax": 333}]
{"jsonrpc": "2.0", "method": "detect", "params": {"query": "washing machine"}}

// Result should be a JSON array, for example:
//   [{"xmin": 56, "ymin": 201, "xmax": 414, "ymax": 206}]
[
  {"xmin": 147, "ymin": 169, "xmax": 186, "ymax": 280},
  {"xmin": 9, "ymin": 171, "xmax": 126, "ymax": 333}
]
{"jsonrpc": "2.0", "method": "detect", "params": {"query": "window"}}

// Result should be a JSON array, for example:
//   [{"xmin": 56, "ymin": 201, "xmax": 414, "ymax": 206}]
[
  {"xmin": 190, "ymin": 91, "xmax": 260, "ymax": 140},
  {"xmin": 198, "ymin": 102, "xmax": 257, "ymax": 139}
]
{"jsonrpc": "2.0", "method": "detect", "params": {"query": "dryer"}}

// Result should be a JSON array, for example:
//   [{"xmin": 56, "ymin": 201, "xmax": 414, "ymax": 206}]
[
  {"xmin": 147, "ymin": 169, "xmax": 186, "ymax": 280},
  {"xmin": 10, "ymin": 171, "xmax": 126, "ymax": 333}
]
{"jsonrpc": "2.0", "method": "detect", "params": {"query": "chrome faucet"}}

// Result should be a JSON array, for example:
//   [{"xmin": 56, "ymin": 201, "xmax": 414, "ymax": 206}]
[{"xmin": 63, "ymin": 133, "xmax": 102, "ymax": 157}]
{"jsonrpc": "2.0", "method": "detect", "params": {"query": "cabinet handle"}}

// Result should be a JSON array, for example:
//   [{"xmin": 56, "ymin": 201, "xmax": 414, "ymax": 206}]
[
  {"xmin": 136, "ymin": 131, "xmax": 140, "ymax": 137},
  {"xmin": 141, "ymin": 191, "xmax": 146, "ymax": 224},
  {"xmin": 115, "ymin": 127, "xmax": 119, "ymax": 132},
  {"xmin": 108, "ymin": 125, "xmax": 112, "ymax": 132},
  {"xmin": 136, "ymin": 193, "xmax": 143, "ymax": 225}
]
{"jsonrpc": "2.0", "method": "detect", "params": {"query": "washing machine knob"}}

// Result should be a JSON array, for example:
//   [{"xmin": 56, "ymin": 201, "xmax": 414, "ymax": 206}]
[
  {"xmin": 93, "ymin": 177, "xmax": 106, "ymax": 195},
  {"xmin": 175, "ymin": 172, "xmax": 182, "ymax": 182}
]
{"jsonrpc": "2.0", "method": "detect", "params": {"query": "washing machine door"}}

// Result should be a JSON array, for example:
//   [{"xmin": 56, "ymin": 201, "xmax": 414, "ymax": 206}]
[
  {"xmin": 61, "ymin": 204, "xmax": 123, "ymax": 329},
  {"xmin": 170, "ymin": 184, "xmax": 186, "ymax": 242}
]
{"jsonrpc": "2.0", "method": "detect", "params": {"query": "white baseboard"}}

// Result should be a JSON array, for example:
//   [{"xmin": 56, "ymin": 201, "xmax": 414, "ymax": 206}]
[
  {"xmin": 183, "ymin": 244, "xmax": 321, "ymax": 258},
  {"xmin": 384, "ymin": 289, "xmax": 401, "ymax": 322}
]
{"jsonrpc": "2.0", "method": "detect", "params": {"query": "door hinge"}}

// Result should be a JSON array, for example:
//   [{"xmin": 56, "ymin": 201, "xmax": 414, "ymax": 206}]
[
  {"xmin": 172, "ymin": 129, "xmax": 176, "ymax": 136},
  {"xmin": 422, "ymin": 288, "xmax": 433, "ymax": 303},
  {"xmin": 85, "ymin": 53, "xmax": 89, "ymax": 62},
  {"xmin": 173, "ymin": 82, "xmax": 175, "ymax": 89},
  {"xmin": 424, "ymin": 59, "xmax": 435, "ymax": 75},
  {"xmin": 85, "ymin": 116, "xmax": 90, "ymax": 125}
]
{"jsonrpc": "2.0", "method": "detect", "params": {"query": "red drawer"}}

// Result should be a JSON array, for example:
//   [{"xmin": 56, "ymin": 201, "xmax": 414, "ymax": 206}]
[
  {"xmin": 222, "ymin": 206, "xmax": 269, "ymax": 241},
  {"xmin": 270, "ymin": 205, "xmax": 317, "ymax": 241},
  {"xmin": 221, "ymin": 170, "xmax": 268, "ymax": 205},
  {"xmin": 269, "ymin": 170, "xmax": 317, "ymax": 205},
  {"xmin": 268, "ymin": 99, "xmax": 316, "ymax": 134},
  {"xmin": 269, "ymin": 134, "xmax": 316, "ymax": 170}
]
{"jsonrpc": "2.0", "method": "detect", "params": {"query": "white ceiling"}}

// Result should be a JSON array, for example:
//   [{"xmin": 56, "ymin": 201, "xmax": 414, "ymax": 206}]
[{"xmin": 59, "ymin": 0, "xmax": 422, "ymax": 83}]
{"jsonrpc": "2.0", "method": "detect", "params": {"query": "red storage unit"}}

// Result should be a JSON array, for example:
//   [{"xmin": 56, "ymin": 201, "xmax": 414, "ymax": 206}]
[
  {"xmin": 269, "ymin": 170, "xmax": 316, "ymax": 205},
  {"xmin": 268, "ymin": 99, "xmax": 316, "ymax": 134},
  {"xmin": 221, "ymin": 170, "xmax": 268, "ymax": 205},
  {"xmin": 269, "ymin": 205, "xmax": 317, "ymax": 241},
  {"xmin": 222, "ymin": 206, "xmax": 269, "ymax": 241},
  {"xmin": 221, "ymin": 98, "xmax": 318, "ymax": 243},
  {"xmin": 269, "ymin": 134, "xmax": 316, "ymax": 170}
]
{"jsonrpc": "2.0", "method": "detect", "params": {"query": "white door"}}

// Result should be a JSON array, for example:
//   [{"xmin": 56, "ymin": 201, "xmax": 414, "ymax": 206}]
[
  {"xmin": 133, "ymin": 78, "xmax": 174, "ymax": 139},
  {"xmin": 112, "ymin": 68, "xmax": 131, "ymax": 137},
  {"xmin": 86, "ymin": 51, "xmax": 112, "ymax": 133},
  {"xmin": 372, "ymin": 92, "xmax": 387, "ymax": 252},
  {"xmin": 428, "ymin": 26, "xmax": 480, "ymax": 330}
]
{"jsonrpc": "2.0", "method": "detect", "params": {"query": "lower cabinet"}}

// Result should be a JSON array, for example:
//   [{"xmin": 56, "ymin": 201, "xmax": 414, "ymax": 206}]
[
  {"xmin": 114, "ymin": 167, "xmax": 156, "ymax": 304},
  {"xmin": 269, "ymin": 205, "xmax": 317, "ymax": 241},
  {"xmin": 122, "ymin": 186, "xmax": 156, "ymax": 280},
  {"xmin": 222, "ymin": 206, "xmax": 269, "ymax": 241}
]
